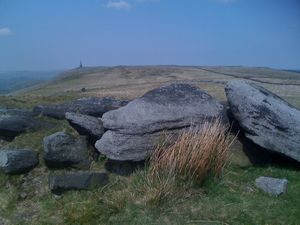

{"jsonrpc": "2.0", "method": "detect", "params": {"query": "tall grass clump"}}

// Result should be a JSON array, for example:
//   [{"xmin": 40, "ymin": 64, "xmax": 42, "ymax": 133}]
[
  {"xmin": 149, "ymin": 119, "xmax": 235, "ymax": 185},
  {"xmin": 110, "ymin": 119, "xmax": 236, "ymax": 208}
]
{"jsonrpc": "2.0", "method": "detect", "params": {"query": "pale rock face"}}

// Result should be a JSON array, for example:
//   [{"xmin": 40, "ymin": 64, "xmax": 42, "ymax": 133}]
[
  {"xmin": 225, "ymin": 80, "xmax": 300, "ymax": 162},
  {"xmin": 96, "ymin": 83, "xmax": 228, "ymax": 161}
]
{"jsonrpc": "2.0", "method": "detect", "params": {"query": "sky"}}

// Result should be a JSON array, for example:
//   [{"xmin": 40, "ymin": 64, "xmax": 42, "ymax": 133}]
[{"xmin": 0, "ymin": 0, "xmax": 300, "ymax": 70}]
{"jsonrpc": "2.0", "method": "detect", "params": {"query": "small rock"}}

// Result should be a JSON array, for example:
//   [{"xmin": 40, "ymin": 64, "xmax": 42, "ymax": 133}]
[
  {"xmin": 255, "ymin": 176, "xmax": 288, "ymax": 196},
  {"xmin": 19, "ymin": 192, "xmax": 27, "ymax": 200},
  {"xmin": 65, "ymin": 112, "xmax": 104, "ymax": 143},
  {"xmin": 0, "ymin": 149, "xmax": 38, "ymax": 174},
  {"xmin": 49, "ymin": 171, "xmax": 109, "ymax": 195},
  {"xmin": 53, "ymin": 194, "xmax": 63, "ymax": 199},
  {"xmin": 43, "ymin": 132, "xmax": 91, "ymax": 169},
  {"xmin": 243, "ymin": 185, "xmax": 255, "ymax": 193}
]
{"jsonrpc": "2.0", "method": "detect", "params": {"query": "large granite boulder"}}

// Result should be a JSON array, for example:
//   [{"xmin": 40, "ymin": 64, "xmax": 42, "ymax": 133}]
[
  {"xmin": 65, "ymin": 112, "xmax": 104, "ymax": 143},
  {"xmin": 96, "ymin": 83, "xmax": 228, "ymax": 161},
  {"xmin": 225, "ymin": 80, "xmax": 300, "ymax": 162},
  {"xmin": 49, "ymin": 171, "xmax": 109, "ymax": 195},
  {"xmin": 0, "ymin": 149, "xmax": 38, "ymax": 174},
  {"xmin": 43, "ymin": 132, "xmax": 91, "ymax": 169},
  {"xmin": 0, "ymin": 108, "xmax": 41, "ymax": 141},
  {"xmin": 34, "ymin": 97, "xmax": 128, "ymax": 119}
]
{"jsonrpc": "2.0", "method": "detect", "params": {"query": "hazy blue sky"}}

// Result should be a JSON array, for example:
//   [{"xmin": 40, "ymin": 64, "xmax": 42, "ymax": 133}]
[{"xmin": 0, "ymin": 0, "xmax": 299, "ymax": 70}]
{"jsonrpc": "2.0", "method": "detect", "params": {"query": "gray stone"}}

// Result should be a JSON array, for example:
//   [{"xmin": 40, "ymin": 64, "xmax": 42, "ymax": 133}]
[
  {"xmin": 43, "ymin": 132, "xmax": 91, "ymax": 169},
  {"xmin": 34, "ymin": 97, "xmax": 128, "ymax": 119},
  {"xmin": 49, "ymin": 171, "xmax": 109, "ymax": 195},
  {"xmin": 225, "ymin": 80, "xmax": 300, "ymax": 162},
  {"xmin": 19, "ymin": 192, "xmax": 28, "ymax": 200},
  {"xmin": 96, "ymin": 83, "xmax": 228, "ymax": 161},
  {"xmin": 97, "ymin": 130, "xmax": 178, "ymax": 161},
  {"xmin": 0, "ymin": 149, "xmax": 38, "ymax": 174},
  {"xmin": 0, "ymin": 108, "xmax": 42, "ymax": 141},
  {"xmin": 102, "ymin": 83, "xmax": 227, "ymax": 134},
  {"xmin": 255, "ymin": 176, "xmax": 288, "ymax": 196},
  {"xmin": 65, "ymin": 112, "xmax": 104, "ymax": 143}
]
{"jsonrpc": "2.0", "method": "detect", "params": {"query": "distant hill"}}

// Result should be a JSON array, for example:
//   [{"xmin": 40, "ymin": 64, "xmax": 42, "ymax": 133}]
[
  {"xmin": 284, "ymin": 69, "xmax": 300, "ymax": 74},
  {"xmin": 0, "ymin": 70, "xmax": 61, "ymax": 95},
  {"xmin": 14, "ymin": 66, "xmax": 299, "ymax": 108}
]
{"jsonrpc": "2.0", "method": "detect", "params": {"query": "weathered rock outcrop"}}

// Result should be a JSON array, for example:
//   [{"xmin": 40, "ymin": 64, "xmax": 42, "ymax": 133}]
[
  {"xmin": 225, "ymin": 80, "xmax": 300, "ymax": 162},
  {"xmin": 65, "ymin": 112, "xmax": 104, "ymax": 143},
  {"xmin": 49, "ymin": 171, "xmax": 109, "ymax": 195},
  {"xmin": 0, "ymin": 108, "xmax": 41, "ymax": 141},
  {"xmin": 0, "ymin": 149, "xmax": 38, "ymax": 174},
  {"xmin": 97, "ymin": 130, "xmax": 179, "ymax": 161},
  {"xmin": 96, "ymin": 83, "xmax": 228, "ymax": 161},
  {"xmin": 34, "ymin": 97, "xmax": 128, "ymax": 119},
  {"xmin": 43, "ymin": 132, "xmax": 91, "ymax": 169}
]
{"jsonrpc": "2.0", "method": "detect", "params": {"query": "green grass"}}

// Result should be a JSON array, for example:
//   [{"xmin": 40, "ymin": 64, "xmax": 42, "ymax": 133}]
[
  {"xmin": 0, "ymin": 93, "xmax": 81, "ymax": 109},
  {"xmin": 0, "ymin": 121, "xmax": 299, "ymax": 224},
  {"xmin": 0, "ymin": 162, "xmax": 299, "ymax": 224}
]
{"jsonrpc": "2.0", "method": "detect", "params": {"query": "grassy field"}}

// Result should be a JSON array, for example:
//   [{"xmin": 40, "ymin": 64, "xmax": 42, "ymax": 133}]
[{"xmin": 0, "ymin": 66, "xmax": 300, "ymax": 224}]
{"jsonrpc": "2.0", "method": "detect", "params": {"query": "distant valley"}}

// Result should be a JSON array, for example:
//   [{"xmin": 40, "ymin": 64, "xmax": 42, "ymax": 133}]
[{"xmin": 0, "ymin": 70, "xmax": 61, "ymax": 95}]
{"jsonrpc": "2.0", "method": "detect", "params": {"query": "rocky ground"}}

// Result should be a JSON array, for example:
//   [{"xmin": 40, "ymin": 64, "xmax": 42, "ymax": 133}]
[{"xmin": 0, "ymin": 66, "xmax": 300, "ymax": 225}]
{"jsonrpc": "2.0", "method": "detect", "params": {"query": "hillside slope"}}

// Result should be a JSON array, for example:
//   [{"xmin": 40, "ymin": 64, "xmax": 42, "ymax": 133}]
[
  {"xmin": 20, "ymin": 66, "xmax": 300, "ymax": 108},
  {"xmin": 0, "ymin": 71, "xmax": 60, "ymax": 95}
]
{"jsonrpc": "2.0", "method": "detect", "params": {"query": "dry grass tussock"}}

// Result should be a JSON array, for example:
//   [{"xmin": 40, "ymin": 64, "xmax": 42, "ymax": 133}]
[
  {"xmin": 149, "ymin": 119, "xmax": 236, "ymax": 184},
  {"xmin": 123, "ymin": 119, "xmax": 237, "ymax": 206}
]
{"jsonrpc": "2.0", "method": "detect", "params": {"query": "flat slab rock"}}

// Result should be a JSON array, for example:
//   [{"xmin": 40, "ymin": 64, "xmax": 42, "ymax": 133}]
[
  {"xmin": 225, "ymin": 80, "xmax": 300, "ymax": 162},
  {"xmin": 96, "ymin": 83, "xmax": 228, "ymax": 161},
  {"xmin": 43, "ymin": 132, "xmax": 91, "ymax": 169},
  {"xmin": 0, "ymin": 149, "xmax": 38, "ymax": 174},
  {"xmin": 49, "ymin": 171, "xmax": 109, "ymax": 195},
  {"xmin": 34, "ymin": 97, "xmax": 128, "ymax": 119},
  {"xmin": 255, "ymin": 176, "xmax": 288, "ymax": 196},
  {"xmin": 65, "ymin": 112, "xmax": 104, "ymax": 142}
]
